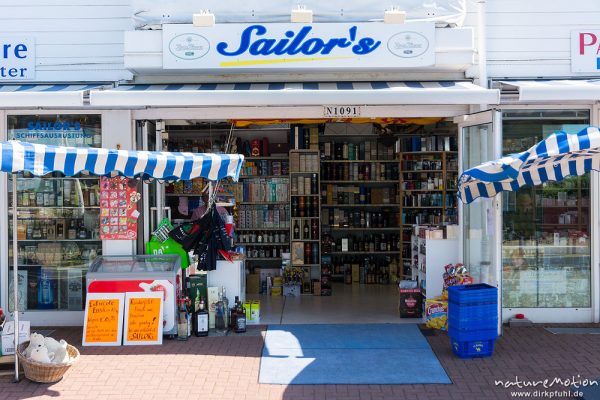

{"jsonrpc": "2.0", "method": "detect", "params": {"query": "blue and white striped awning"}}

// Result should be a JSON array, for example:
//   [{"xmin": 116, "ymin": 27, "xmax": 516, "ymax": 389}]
[
  {"xmin": 90, "ymin": 81, "xmax": 500, "ymax": 107},
  {"xmin": 0, "ymin": 84, "xmax": 104, "ymax": 107},
  {"xmin": 0, "ymin": 141, "xmax": 244, "ymax": 182},
  {"xmin": 458, "ymin": 126, "xmax": 600, "ymax": 204},
  {"xmin": 500, "ymin": 80, "xmax": 600, "ymax": 102}
]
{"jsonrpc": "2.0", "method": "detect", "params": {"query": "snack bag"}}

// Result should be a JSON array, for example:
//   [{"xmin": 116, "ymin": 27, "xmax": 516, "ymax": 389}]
[{"xmin": 425, "ymin": 297, "xmax": 448, "ymax": 331}]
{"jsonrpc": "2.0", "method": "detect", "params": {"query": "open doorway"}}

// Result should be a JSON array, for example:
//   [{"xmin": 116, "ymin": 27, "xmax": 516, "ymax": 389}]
[{"xmin": 156, "ymin": 118, "xmax": 460, "ymax": 324}]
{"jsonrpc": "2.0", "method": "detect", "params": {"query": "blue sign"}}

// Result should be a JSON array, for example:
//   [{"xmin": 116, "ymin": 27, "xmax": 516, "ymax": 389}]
[{"xmin": 0, "ymin": 37, "xmax": 35, "ymax": 80}]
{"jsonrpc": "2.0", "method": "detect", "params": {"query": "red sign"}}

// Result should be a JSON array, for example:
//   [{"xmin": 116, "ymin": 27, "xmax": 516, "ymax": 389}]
[
  {"xmin": 99, "ymin": 176, "xmax": 141, "ymax": 240},
  {"xmin": 571, "ymin": 30, "xmax": 600, "ymax": 73}
]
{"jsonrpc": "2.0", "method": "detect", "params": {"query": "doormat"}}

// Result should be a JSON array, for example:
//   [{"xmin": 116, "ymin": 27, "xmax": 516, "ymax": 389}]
[
  {"xmin": 259, "ymin": 324, "xmax": 451, "ymax": 385},
  {"xmin": 546, "ymin": 328, "xmax": 600, "ymax": 335}
]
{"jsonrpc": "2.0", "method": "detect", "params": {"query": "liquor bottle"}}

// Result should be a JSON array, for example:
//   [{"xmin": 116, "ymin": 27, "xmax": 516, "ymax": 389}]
[
  {"xmin": 311, "ymin": 174, "xmax": 318, "ymax": 195},
  {"xmin": 177, "ymin": 298, "xmax": 189, "ymax": 341},
  {"xmin": 293, "ymin": 220, "xmax": 300, "ymax": 240},
  {"xmin": 78, "ymin": 221, "xmax": 87, "ymax": 239},
  {"xmin": 311, "ymin": 220, "xmax": 319, "ymax": 240},
  {"xmin": 221, "ymin": 287, "xmax": 230, "ymax": 329},
  {"xmin": 215, "ymin": 291, "xmax": 226, "ymax": 333},
  {"xmin": 299, "ymin": 196, "xmax": 305, "ymax": 217},
  {"xmin": 235, "ymin": 298, "xmax": 247, "ymax": 333},
  {"xmin": 291, "ymin": 197, "xmax": 298, "ymax": 217},
  {"xmin": 38, "ymin": 269, "xmax": 54, "ymax": 309},
  {"xmin": 303, "ymin": 220, "xmax": 310, "ymax": 239},
  {"xmin": 32, "ymin": 221, "xmax": 42, "ymax": 240},
  {"xmin": 68, "ymin": 220, "xmax": 77, "ymax": 240},
  {"xmin": 304, "ymin": 243, "xmax": 311, "ymax": 264}
]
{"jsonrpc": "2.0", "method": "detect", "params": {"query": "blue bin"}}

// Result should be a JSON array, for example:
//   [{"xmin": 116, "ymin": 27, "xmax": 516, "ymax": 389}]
[
  {"xmin": 448, "ymin": 316, "xmax": 498, "ymax": 331},
  {"xmin": 451, "ymin": 337, "xmax": 496, "ymax": 359},
  {"xmin": 448, "ymin": 301, "xmax": 497, "ymax": 320},
  {"xmin": 447, "ymin": 284, "xmax": 498, "ymax": 305},
  {"xmin": 448, "ymin": 326, "xmax": 498, "ymax": 342}
]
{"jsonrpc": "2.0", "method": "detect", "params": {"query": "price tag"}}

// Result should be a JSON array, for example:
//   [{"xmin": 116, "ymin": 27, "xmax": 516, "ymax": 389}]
[{"xmin": 323, "ymin": 105, "xmax": 362, "ymax": 118}]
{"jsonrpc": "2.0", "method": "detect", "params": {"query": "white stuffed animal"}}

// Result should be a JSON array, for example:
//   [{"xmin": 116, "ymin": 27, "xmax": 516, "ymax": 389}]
[
  {"xmin": 30, "ymin": 346, "xmax": 54, "ymax": 364},
  {"xmin": 24, "ymin": 332, "xmax": 45, "ymax": 358},
  {"xmin": 44, "ymin": 337, "xmax": 67, "ymax": 354},
  {"xmin": 51, "ymin": 341, "xmax": 70, "ymax": 364}
]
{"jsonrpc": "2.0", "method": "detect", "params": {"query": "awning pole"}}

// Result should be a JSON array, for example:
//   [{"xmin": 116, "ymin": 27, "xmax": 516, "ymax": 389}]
[{"xmin": 12, "ymin": 174, "xmax": 20, "ymax": 381}]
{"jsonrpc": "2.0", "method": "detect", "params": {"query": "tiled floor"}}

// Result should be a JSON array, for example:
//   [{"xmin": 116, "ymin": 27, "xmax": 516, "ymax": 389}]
[
  {"xmin": 250, "ymin": 282, "xmax": 422, "ymax": 324},
  {"xmin": 2, "ymin": 324, "xmax": 600, "ymax": 400}
]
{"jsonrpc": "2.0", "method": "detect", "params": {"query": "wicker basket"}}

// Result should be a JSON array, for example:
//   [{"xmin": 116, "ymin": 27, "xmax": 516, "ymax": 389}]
[{"xmin": 17, "ymin": 342, "xmax": 80, "ymax": 383}]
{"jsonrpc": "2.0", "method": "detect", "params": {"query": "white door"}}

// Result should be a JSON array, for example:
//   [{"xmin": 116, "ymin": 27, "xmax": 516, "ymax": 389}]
[{"xmin": 456, "ymin": 110, "xmax": 502, "ymax": 333}]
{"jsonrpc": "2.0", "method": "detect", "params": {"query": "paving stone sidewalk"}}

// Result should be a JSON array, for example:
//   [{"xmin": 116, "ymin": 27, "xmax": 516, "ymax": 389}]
[{"xmin": 1, "ymin": 325, "xmax": 599, "ymax": 400}]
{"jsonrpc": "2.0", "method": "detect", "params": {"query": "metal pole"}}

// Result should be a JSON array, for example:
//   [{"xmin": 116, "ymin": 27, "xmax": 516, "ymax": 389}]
[{"xmin": 12, "ymin": 175, "xmax": 19, "ymax": 381}]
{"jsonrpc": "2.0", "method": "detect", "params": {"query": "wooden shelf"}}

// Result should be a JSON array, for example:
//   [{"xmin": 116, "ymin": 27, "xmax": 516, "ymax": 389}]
[
  {"xmin": 291, "ymin": 239, "xmax": 320, "ymax": 242},
  {"xmin": 238, "ymin": 201, "xmax": 288, "ymax": 205},
  {"xmin": 237, "ymin": 227, "xmax": 289, "ymax": 231},
  {"xmin": 290, "ymin": 171, "xmax": 319, "ymax": 174},
  {"xmin": 321, "ymin": 160, "xmax": 398, "ymax": 163},
  {"xmin": 246, "ymin": 257, "xmax": 282, "ymax": 261},
  {"xmin": 239, "ymin": 175, "xmax": 289, "ymax": 179},
  {"xmin": 321, "ymin": 180, "xmax": 398, "ymax": 184},
  {"xmin": 326, "ymin": 227, "xmax": 399, "ymax": 231},
  {"xmin": 322, "ymin": 204, "xmax": 399, "ymax": 208},
  {"xmin": 290, "ymin": 194, "xmax": 319, "ymax": 196},
  {"xmin": 245, "ymin": 156, "xmax": 289, "ymax": 160},
  {"xmin": 239, "ymin": 242, "xmax": 289, "ymax": 246},
  {"xmin": 324, "ymin": 251, "xmax": 401, "ymax": 255}
]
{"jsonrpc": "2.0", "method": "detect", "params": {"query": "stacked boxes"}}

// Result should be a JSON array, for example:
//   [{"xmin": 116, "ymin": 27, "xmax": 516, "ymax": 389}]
[{"xmin": 448, "ymin": 284, "xmax": 498, "ymax": 359}]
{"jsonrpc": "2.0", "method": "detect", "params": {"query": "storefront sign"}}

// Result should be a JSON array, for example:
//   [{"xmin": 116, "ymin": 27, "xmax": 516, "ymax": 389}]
[
  {"xmin": 0, "ymin": 37, "xmax": 35, "ymax": 80},
  {"xmin": 163, "ymin": 22, "xmax": 435, "ymax": 70},
  {"xmin": 82, "ymin": 293, "xmax": 125, "ymax": 346},
  {"xmin": 571, "ymin": 30, "xmax": 600, "ymax": 73},
  {"xmin": 100, "ymin": 176, "xmax": 140, "ymax": 240},
  {"xmin": 323, "ymin": 105, "xmax": 362, "ymax": 118},
  {"xmin": 8, "ymin": 114, "xmax": 101, "ymax": 147},
  {"xmin": 123, "ymin": 292, "xmax": 163, "ymax": 346}
]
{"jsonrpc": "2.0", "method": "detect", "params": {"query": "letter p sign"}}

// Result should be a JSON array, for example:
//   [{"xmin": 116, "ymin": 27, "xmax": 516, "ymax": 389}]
[
  {"xmin": 572, "ymin": 30, "xmax": 600, "ymax": 72},
  {"xmin": 579, "ymin": 32, "xmax": 598, "ymax": 55}
]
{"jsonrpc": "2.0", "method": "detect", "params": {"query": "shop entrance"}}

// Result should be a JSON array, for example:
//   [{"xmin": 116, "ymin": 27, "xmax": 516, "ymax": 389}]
[{"xmin": 139, "ymin": 118, "xmax": 460, "ymax": 323}]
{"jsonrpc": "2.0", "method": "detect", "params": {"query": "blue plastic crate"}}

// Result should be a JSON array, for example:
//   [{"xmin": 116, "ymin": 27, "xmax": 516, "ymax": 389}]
[
  {"xmin": 448, "ymin": 302, "xmax": 498, "ymax": 323},
  {"xmin": 448, "ymin": 284, "xmax": 498, "ymax": 305},
  {"xmin": 451, "ymin": 337, "xmax": 496, "ymax": 359},
  {"xmin": 448, "ymin": 326, "xmax": 498, "ymax": 342},
  {"xmin": 448, "ymin": 316, "xmax": 498, "ymax": 331}
]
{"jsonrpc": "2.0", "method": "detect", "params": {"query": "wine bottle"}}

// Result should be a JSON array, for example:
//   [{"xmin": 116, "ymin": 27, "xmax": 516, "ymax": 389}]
[
  {"xmin": 303, "ymin": 220, "xmax": 310, "ymax": 239},
  {"xmin": 293, "ymin": 220, "xmax": 300, "ymax": 240}
]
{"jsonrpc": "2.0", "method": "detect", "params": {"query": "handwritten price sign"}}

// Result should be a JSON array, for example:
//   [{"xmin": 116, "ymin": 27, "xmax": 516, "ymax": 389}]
[
  {"xmin": 124, "ymin": 292, "xmax": 163, "ymax": 346},
  {"xmin": 82, "ymin": 293, "xmax": 125, "ymax": 346}
]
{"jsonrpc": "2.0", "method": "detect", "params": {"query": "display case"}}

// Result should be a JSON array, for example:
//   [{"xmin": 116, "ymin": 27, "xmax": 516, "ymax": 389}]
[
  {"xmin": 86, "ymin": 255, "xmax": 181, "ymax": 336},
  {"xmin": 8, "ymin": 175, "xmax": 102, "ymax": 312}
]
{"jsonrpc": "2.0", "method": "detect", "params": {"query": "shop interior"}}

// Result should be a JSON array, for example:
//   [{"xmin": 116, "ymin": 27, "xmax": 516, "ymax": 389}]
[{"xmin": 160, "ymin": 118, "xmax": 459, "ymax": 323}]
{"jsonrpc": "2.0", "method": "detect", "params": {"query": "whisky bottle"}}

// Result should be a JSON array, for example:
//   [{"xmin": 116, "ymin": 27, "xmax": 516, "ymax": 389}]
[{"xmin": 303, "ymin": 220, "xmax": 310, "ymax": 239}]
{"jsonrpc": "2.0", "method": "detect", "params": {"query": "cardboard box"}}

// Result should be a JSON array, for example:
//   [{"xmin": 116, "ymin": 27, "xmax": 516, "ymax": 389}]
[
  {"xmin": 313, "ymin": 281, "xmax": 321, "ymax": 296},
  {"xmin": 399, "ymin": 288, "xmax": 422, "ymax": 318},
  {"xmin": 207, "ymin": 287, "xmax": 219, "ymax": 329},
  {"xmin": 1, "ymin": 321, "xmax": 30, "ymax": 356},
  {"xmin": 246, "ymin": 274, "xmax": 260, "ymax": 295},
  {"xmin": 352, "ymin": 264, "xmax": 360, "ymax": 283},
  {"xmin": 242, "ymin": 300, "xmax": 260, "ymax": 324}
]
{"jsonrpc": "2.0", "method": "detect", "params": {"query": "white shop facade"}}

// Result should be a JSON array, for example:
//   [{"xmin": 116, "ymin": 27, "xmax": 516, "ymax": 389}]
[{"xmin": 1, "ymin": 2, "xmax": 600, "ymax": 326}]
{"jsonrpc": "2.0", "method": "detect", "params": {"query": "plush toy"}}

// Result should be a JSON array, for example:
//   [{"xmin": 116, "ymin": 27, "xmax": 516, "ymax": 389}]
[
  {"xmin": 24, "ymin": 332, "xmax": 45, "ymax": 358},
  {"xmin": 52, "ymin": 344, "xmax": 70, "ymax": 364},
  {"xmin": 44, "ymin": 337, "xmax": 67, "ymax": 354},
  {"xmin": 30, "ymin": 346, "xmax": 54, "ymax": 364}
]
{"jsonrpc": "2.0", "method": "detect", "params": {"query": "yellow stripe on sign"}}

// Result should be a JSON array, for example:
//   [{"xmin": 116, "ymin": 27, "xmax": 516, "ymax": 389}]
[{"xmin": 220, "ymin": 56, "xmax": 354, "ymax": 67}]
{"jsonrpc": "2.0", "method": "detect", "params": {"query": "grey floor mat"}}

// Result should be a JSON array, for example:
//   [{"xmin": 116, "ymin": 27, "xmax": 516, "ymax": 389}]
[{"xmin": 546, "ymin": 327, "xmax": 600, "ymax": 334}]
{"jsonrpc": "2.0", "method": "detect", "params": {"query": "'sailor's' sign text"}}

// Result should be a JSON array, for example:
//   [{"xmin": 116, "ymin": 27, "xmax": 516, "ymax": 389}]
[{"xmin": 163, "ymin": 23, "xmax": 434, "ymax": 71}]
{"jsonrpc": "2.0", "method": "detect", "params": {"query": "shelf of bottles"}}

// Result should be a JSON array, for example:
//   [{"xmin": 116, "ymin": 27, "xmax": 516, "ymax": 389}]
[
  {"xmin": 318, "ymin": 137, "xmax": 402, "ymax": 283},
  {"xmin": 235, "ymin": 156, "xmax": 291, "ymax": 264},
  {"xmin": 398, "ymin": 149, "xmax": 459, "ymax": 281},
  {"xmin": 289, "ymin": 149, "xmax": 322, "ymax": 293},
  {"xmin": 8, "ymin": 173, "xmax": 102, "ymax": 312}
]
